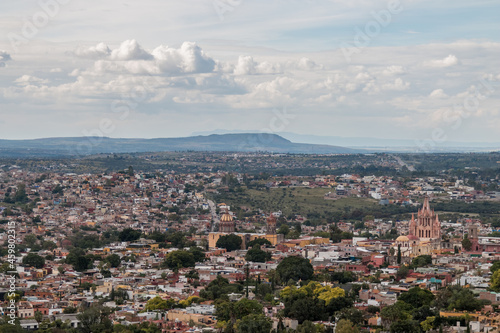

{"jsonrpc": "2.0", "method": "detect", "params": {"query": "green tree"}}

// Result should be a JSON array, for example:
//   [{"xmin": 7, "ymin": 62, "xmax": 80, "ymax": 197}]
[
  {"xmin": 412, "ymin": 305, "xmax": 436, "ymax": 324},
  {"xmin": 0, "ymin": 323, "xmax": 26, "ymax": 333},
  {"xmin": 433, "ymin": 286, "xmax": 483, "ymax": 312},
  {"xmin": 52, "ymin": 184, "xmax": 63, "ymax": 194},
  {"xmin": 330, "ymin": 271, "xmax": 356, "ymax": 284},
  {"xmin": 216, "ymin": 234, "xmax": 243, "ymax": 251},
  {"xmin": 216, "ymin": 298, "xmax": 263, "ymax": 323},
  {"xmin": 490, "ymin": 261, "xmax": 500, "ymax": 274},
  {"xmin": 410, "ymin": 255, "xmax": 432, "ymax": 268},
  {"xmin": 104, "ymin": 254, "xmax": 121, "ymax": 268},
  {"xmin": 77, "ymin": 305, "xmax": 113, "ymax": 333},
  {"xmin": 245, "ymin": 246, "xmax": 271, "ymax": 263},
  {"xmin": 186, "ymin": 269, "xmax": 200, "ymax": 280},
  {"xmin": 24, "ymin": 234, "xmax": 38, "ymax": 248},
  {"xmin": 255, "ymin": 283, "xmax": 273, "ymax": 300},
  {"xmin": 66, "ymin": 248, "xmax": 92, "ymax": 272},
  {"xmin": 396, "ymin": 265, "xmax": 409, "ymax": 280},
  {"xmin": 283, "ymin": 294, "xmax": 326, "ymax": 324},
  {"xmin": 119, "ymin": 228, "xmax": 141, "ymax": 242},
  {"xmin": 489, "ymin": 269, "xmax": 500, "ymax": 292},
  {"xmin": 335, "ymin": 307, "xmax": 364, "ymax": 326},
  {"xmin": 462, "ymin": 235, "xmax": 472, "ymax": 251},
  {"xmin": 14, "ymin": 183, "xmax": 29, "ymax": 203},
  {"xmin": 380, "ymin": 301, "xmax": 413, "ymax": 327},
  {"xmin": 397, "ymin": 244, "xmax": 402, "ymax": 264},
  {"xmin": 162, "ymin": 250, "xmax": 195, "ymax": 270},
  {"xmin": 277, "ymin": 256, "xmax": 314, "ymax": 282},
  {"xmin": 398, "ymin": 287, "xmax": 434, "ymax": 308},
  {"xmin": 42, "ymin": 241, "xmax": 57, "ymax": 251},
  {"xmin": 22, "ymin": 253, "xmax": 45, "ymax": 269},
  {"xmin": 189, "ymin": 246, "xmax": 206, "ymax": 262},
  {"xmin": 145, "ymin": 296, "xmax": 175, "ymax": 311},
  {"xmin": 277, "ymin": 224, "xmax": 290, "ymax": 236},
  {"xmin": 236, "ymin": 314, "xmax": 272, "ymax": 333},
  {"xmin": 247, "ymin": 238, "xmax": 272, "ymax": 248},
  {"xmin": 34, "ymin": 310, "xmax": 43, "ymax": 323},
  {"xmin": 420, "ymin": 316, "xmax": 437, "ymax": 332},
  {"xmin": 296, "ymin": 320, "xmax": 317, "ymax": 333},
  {"xmin": 390, "ymin": 320, "xmax": 420, "ymax": 333},
  {"xmin": 335, "ymin": 319, "xmax": 359, "ymax": 333},
  {"xmin": 199, "ymin": 275, "xmax": 243, "ymax": 301}
]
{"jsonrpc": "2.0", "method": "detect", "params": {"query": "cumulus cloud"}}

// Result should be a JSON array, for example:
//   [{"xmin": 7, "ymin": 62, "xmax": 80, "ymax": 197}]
[
  {"xmin": 0, "ymin": 50, "xmax": 12, "ymax": 67},
  {"xmin": 82, "ymin": 40, "xmax": 216, "ymax": 75},
  {"xmin": 3, "ymin": 38, "xmax": 497, "ymax": 142},
  {"xmin": 14, "ymin": 75, "xmax": 49, "ymax": 86},
  {"xmin": 111, "ymin": 40, "xmax": 152, "ymax": 61},
  {"xmin": 233, "ymin": 55, "xmax": 281, "ymax": 75},
  {"xmin": 424, "ymin": 54, "xmax": 459, "ymax": 68},
  {"xmin": 234, "ymin": 56, "xmax": 257, "ymax": 75},
  {"xmin": 74, "ymin": 42, "xmax": 111, "ymax": 59},
  {"xmin": 429, "ymin": 89, "xmax": 448, "ymax": 99},
  {"xmin": 295, "ymin": 57, "xmax": 320, "ymax": 71},
  {"xmin": 382, "ymin": 65, "xmax": 406, "ymax": 76},
  {"xmin": 382, "ymin": 78, "xmax": 410, "ymax": 91},
  {"xmin": 152, "ymin": 42, "xmax": 215, "ymax": 74}
]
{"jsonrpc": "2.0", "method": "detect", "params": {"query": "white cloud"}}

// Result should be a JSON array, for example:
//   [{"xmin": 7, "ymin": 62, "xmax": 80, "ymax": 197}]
[
  {"xmin": 111, "ymin": 40, "xmax": 152, "ymax": 61},
  {"xmin": 295, "ymin": 57, "xmax": 320, "ymax": 71},
  {"xmin": 14, "ymin": 75, "xmax": 49, "ymax": 86},
  {"xmin": 233, "ymin": 55, "xmax": 282, "ymax": 75},
  {"xmin": 382, "ymin": 65, "xmax": 406, "ymax": 76},
  {"xmin": 152, "ymin": 42, "xmax": 215, "ymax": 74},
  {"xmin": 429, "ymin": 89, "xmax": 448, "ymax": 99},
  {"xmin": 1, "ymin": 37, "xmax": 499, "ymax": 141},
  {"xmin": 0, "ymin": 50, "xmax": 12, "ymax": 67},
  {"xmin": 424, "ymin": 54, "xmax": 459, "ymax": 68},
  {"xmin": 382, "ymin": 78, "xmax": 410, "ymax": 91},
  {"xmin": 76, "ymin": 41, "xmax": 216, "ymax": 76},
  {"xmin": 75, "ymin": 42, "xmax": 111, "ymax": 59}
]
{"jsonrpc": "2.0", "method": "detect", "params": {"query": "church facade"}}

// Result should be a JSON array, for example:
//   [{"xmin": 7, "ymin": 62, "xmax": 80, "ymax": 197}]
[
  {"xmin": 409, "ymin": 196, "xmax": 441, "ymax": 241},
  {"xmin": 394, "ymin": 197, "xmax": 442, "ymax": 257},
  {"xmin": 208, "ymin": 213, "xmax": 284, "ymax": 249}
]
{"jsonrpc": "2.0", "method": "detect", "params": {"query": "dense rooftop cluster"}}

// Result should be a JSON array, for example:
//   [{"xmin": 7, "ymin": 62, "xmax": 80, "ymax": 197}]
[{"xmin": 0, "ymin": 160, "xmax": 499, "ymax": 333}]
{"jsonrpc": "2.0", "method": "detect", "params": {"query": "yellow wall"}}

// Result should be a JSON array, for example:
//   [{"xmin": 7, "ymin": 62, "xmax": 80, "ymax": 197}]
[
  {"xmin": 166, "ymin": 310, "xmax": 215, "ymax": 325},
  {"xmin": 282, "ymin": 237, "xmax": 330, "ymax": 248}
]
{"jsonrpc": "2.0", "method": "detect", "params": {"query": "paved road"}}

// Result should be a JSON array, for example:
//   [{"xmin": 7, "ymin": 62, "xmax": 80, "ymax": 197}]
[
  {"xmin": 207, "ymin": 199, "xmax": 219, "ymax": 232},
  {"xmin": 392, "ymin": 155, "xmax": 416, "ymax": 172}
]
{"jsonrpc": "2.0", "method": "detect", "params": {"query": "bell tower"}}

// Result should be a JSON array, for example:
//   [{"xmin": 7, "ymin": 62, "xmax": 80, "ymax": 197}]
[
  {"xmin": 267, "ymin": 214, "xmax": 277, "ymax": 235},
  {"xmin": 409, "ymin": 197, "xmax": 441, "ymax": 240},
  {"xmin": 219, "ymin": 210, "xmax": 235, "ymax": 233}
]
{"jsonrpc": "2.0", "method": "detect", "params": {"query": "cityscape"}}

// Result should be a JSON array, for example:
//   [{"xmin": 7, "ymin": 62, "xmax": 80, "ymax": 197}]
[{"xmin": 1, "ymin": 1, "xmax": 500, "ymax": 333}]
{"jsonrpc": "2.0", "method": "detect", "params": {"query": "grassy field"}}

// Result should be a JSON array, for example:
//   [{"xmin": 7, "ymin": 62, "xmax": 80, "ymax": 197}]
[{"xmin": 215, "ymin": 187, "xmax": 379, "ymax": 218}]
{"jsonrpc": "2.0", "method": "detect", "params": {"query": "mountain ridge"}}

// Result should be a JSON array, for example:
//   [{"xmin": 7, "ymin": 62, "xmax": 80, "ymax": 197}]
[{"xmin": 0, "ymin": 133, "xmax": 360, "ymax": 157}]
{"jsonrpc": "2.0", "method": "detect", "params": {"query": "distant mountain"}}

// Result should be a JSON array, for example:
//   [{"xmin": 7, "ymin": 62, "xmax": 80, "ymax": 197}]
[
  {"xmin": 192, "ymin": 130, "xmax": 500, "ymax": 152},
  {"xmin": 0, "ymin": 134, "xmax": 360, "ymax": 157}
]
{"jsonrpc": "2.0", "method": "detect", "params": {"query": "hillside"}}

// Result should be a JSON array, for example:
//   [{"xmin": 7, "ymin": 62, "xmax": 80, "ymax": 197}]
[{"xmin": 0, "ymin": 134, "xmax": 360, "ymax": 157}]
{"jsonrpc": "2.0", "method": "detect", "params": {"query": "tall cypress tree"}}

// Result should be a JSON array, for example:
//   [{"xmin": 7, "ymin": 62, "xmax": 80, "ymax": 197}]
[{"xmin": 397, "ymin": 244, "xmax": 402, "ymax": 264}]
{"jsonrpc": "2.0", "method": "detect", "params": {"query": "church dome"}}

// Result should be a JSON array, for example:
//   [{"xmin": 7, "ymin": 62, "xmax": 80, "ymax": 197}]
[
  {"xmin": 221, "ymin": 213, "xmax": 233, "ymax": 222},
  {"xmin": 396, "ymin": 235, "xmax": 409, "ymax": 242}
]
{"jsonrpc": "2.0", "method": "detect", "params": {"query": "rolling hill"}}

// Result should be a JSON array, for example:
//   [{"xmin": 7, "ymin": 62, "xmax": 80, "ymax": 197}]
[{"xmin": 0, "ymin": 134, "xmax": 361, "ymax": 157}]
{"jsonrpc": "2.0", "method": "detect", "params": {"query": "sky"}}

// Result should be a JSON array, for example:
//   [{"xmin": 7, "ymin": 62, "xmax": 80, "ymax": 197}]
[{"xmin": 1, "ymin": 0, "xmax": 499, "ymax": 145}]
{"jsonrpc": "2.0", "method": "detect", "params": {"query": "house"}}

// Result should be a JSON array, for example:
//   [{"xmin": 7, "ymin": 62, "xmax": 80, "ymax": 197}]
[{"xmin": 20, "ymin": 319, "xmax": 39, "ymax": 330}]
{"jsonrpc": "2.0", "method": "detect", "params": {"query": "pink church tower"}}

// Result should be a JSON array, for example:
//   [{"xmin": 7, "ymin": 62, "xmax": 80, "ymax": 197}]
[{"xmin": 409, "ymin": 197, "xmax": 441, "ymax": 240}]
